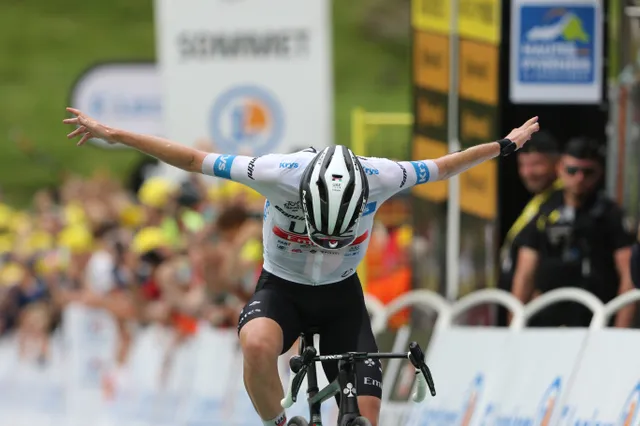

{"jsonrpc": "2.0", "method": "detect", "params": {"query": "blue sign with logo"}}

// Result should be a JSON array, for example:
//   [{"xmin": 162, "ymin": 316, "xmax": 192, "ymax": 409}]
[
  {"xmin": 517, "ymin": 4, "xmax": 596, "ymax": 85},
  {"xmin": 209, "ymin": 85, "xmax": 285, "ymax": 156}
]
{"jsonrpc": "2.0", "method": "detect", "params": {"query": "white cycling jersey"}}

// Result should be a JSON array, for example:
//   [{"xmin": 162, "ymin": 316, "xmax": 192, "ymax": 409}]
[{"xmin": 202, "ymin": 148, "xmax": 439, "ymax": 285}]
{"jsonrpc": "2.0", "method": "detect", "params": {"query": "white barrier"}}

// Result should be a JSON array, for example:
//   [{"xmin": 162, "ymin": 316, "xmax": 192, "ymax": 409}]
[{"xmin": 1, "ymin": 288, "xmax": 640, "ymax": 426}]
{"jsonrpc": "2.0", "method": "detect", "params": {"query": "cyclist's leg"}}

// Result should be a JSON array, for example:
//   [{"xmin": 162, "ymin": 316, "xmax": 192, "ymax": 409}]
[
  {"xmin": 318, "ymin": 277, "xmax": 382, "ymax": 426},
  {"xmin": 238, "ymin": 271, "xmax": 304, "ymax": 424}
]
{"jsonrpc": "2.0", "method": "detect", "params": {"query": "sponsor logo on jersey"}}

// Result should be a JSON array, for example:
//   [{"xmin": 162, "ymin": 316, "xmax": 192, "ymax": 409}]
[
  {"xmin": 362, "ymin": 201, "xmax": 377, "ymax": 217},
  {"xmin": 397, "ymin": 162, "xmax": 408, "ymax": 188},
  {"xmin": 263, "ymin": 200, "xmax": 270, "ymax": 220},
  {"xmin": 284, "ymin": 201, "xmax": 301, "ymax": 211},
  {"xmin": 247, "ymin": 157, "xmax": 258, "ymax": 180},
  {"xmin": 364, "ymin": 377, "xmax": 382, "ymax": 389},
  {"xmin": 272, "ymin": 226, "xmax": 369, "ymax": 246},
  {"xmin": 279, "ymin": 162, "xmax": 299, "ymax": 169},
  {"xmin": 341, "ymin": 268, "xmax": 354, "ymax": 277},
  {"xmin": 363, "ymin": 166, "xmax": 379, "ymax": 176},
  {"xmin": 213, "ymin": 155, "xmax": 236, "ymax": 179},
  {"xmin": 274, "ymin": 205, "xmax": 305, "ymax": 221},
  {"xmin": 410, "ymin": 161, "xmax": 430, "ymax": 184}
]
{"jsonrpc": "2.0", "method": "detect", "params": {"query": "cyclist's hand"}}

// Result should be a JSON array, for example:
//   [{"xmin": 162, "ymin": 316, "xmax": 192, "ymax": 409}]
[
  {"xmin": 63, "ymin": 107, "xmax": 115, "ymax": 146},
  {"xmin": 504, "ymin": 116, "xmax": 540, "ymax": 149}
]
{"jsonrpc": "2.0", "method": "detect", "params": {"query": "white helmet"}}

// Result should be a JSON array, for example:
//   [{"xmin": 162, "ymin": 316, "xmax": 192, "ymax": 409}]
[{"xmin": 299, "ymin": 145, "xmax": 369, "ymax": 250}]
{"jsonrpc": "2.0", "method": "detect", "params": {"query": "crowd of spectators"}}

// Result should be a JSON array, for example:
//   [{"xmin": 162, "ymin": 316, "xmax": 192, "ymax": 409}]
[{"xmin": 0, "ymin": 168, "xmax": 267, "ymax": 365}]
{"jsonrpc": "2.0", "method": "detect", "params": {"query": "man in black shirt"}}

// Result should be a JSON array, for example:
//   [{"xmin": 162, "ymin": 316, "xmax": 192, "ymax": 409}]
[
  {"xmin": 511, "ymin": 137, "xmax": 635, "ymax": 327},
  {"xmin": 497, "ymin": 132, "xmax": 561, "ymax": 326}
]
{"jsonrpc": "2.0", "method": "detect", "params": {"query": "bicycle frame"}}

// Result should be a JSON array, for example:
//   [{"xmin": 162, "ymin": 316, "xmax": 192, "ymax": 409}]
[{"xmin": 300, "ymin": 332, "xmax": 360, "ymax": 426}]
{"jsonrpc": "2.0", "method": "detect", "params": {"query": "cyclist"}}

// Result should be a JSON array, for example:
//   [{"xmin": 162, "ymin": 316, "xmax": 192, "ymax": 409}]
[{"xmin": 63, "ymin": 107, "xmax": 539, "ymax": 426}]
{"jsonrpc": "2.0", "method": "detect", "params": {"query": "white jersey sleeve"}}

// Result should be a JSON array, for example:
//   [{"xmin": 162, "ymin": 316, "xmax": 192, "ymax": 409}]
[
  {"xmin": 201, "ymin": 152, "xmax": 302, "ymax": 199},
  {"xmin": 358, "ymin": 156, "xmax": 439, "ymax": 201}
]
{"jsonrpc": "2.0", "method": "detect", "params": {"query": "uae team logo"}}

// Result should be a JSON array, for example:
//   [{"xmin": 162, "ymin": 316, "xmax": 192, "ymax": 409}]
[{"xmin": 209, "ymin": 85, "xmax": 285, "ymax": 156}]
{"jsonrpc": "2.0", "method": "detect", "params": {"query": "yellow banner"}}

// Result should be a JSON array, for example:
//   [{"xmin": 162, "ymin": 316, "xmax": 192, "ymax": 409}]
[
  {"xmin": 416, "ymin": 93, "xmax": 447, "ymax": 129},
  {"xmin": 412, "ymin": 136, "xmax": 448, "ymax": 202},
  {"xmin": 459, "ymin": 0, "xmax": 501, "ymax": 45},
  {"xmin": 412, "ymin": 0, "xmax": 501, "ymax": 45},
  {"xmin": 412, "ymin": 0, "xmax": 450, "ymax": 36},
  {"xmin": 459, "ymin": 39, "xmax": 499, "ymax": 105},
  {"xmin": 413, "ymin": 31, "xmax": 449, "ymax": 93},
  {"xmin": 460, "ymin": 159, "xmax": 497, "ymax": 219},
  {"xmin": 460, "ymin": 108, "xmax": 493, "ymax": 142}
]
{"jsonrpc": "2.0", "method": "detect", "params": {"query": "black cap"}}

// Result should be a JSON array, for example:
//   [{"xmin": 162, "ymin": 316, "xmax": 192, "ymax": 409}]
[
  {"xmin": 564, "ymin": 137, "xmax": 605, "ymax": 162},
  {"xmin": 519, "ymin": 131, "xmax": 559, "ymax": 154}
]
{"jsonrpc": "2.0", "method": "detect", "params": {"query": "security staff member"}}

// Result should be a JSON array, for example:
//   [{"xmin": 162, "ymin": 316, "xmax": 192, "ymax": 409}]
[
  {"xmin": 512, "ymin": 137, "xmax": 635, "ymax": 327},
  {"xmin": 497, "ymin": 132, "xmax": 562, "ymax": 326}
]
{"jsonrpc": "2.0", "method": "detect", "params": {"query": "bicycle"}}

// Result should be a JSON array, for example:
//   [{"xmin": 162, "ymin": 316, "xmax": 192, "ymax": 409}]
[{"xmin": 281, "ymin": 329, "xmax": 437, "ymax": 426}]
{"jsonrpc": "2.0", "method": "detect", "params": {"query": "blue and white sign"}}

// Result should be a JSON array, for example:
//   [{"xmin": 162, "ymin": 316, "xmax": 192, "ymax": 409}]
[
  {"xmin": 510, "ymin": 0, "xmax": 602, "ymax": 104},
  {"xmin": 70, "ymin": 62, "xmax": 164, "ymax": 149},
  {"xmin": 209, "ymin": 85, "xmax": 285, "ymax": 156},
  {"xmin": 155, "ymin": 0, "xmax": 333, "ymax": 166}
]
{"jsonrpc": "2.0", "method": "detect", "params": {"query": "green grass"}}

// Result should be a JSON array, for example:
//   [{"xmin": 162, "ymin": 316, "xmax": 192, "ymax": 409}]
[{"xmin": 0, "ymin": 0, "xmax": 410, "ymax": 206}]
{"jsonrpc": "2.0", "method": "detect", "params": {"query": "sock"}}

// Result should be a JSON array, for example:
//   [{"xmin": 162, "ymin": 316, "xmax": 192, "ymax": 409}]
[{"xmin": 263, "ymin": 411, "xmax": 287, "ymax": 426}]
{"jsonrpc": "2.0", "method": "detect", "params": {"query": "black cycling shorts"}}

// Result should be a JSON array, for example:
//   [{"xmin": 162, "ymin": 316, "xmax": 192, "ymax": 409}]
[{"xmin": 237, "ymin": 269, "xmax": 383, "ymax": 400}]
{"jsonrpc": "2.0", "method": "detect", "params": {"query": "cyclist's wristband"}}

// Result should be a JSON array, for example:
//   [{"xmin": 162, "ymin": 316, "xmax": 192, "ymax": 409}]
[{"xmin": 497, "ymin": 138, "xmax": 517, "ymax": 157}]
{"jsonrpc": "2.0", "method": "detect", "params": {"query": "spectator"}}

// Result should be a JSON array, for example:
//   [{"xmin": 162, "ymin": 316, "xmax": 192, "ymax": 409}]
[
  {"xmin": 512, "ymin": 137, "xmax": 636, "ymax": 327},
  {"xmin": 497, "ymin": 131, "xmax": 561, "ymax": 326},
  {"xmin": 78, "ymin": 222, "xmax": 136, "ymax": 365},
  {"xmin": 129, "ymin": 226, "xmax": 175, "ymax": 325},
  {"xmin": 0, "ymin": 259, "xmax": 52, "ymax": 363}
]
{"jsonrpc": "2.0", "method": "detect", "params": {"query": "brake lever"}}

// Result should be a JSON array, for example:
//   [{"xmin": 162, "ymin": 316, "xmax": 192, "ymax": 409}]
[
  {"xmin": 285, "ymin": 346, "xmax": 317, "ymax": 405},
  {"xmin": 409, "ymin": 342, "xmax": 436, "ymax": 397}
]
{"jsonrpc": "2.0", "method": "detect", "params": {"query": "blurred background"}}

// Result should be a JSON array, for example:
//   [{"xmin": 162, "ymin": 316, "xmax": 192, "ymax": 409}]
[{"xmin": 1, "ymin": 0, "xmax": 640, "ymax": 425}]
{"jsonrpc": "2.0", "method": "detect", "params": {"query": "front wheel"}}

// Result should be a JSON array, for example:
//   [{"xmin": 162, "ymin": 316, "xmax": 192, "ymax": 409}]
[
  {"xmin": 349, "ymin": 417, "xmax": 373, "ymax": 426},
  {"xmin": 288, "ymin": 415, "xmax": 309, "ymax": 426}
]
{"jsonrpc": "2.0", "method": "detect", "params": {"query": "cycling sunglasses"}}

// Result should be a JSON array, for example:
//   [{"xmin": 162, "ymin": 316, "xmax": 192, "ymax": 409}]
[
  {"xmin": 304, "ymin": 217, "xmax": 359, "ymax": 250},
  {"xmin": 565, "ymin": 165, "xmax": 597, "ymax": 178},
  {"xmin": 308, "ymin": 231, "xmax": 357, "ymax": 250}
]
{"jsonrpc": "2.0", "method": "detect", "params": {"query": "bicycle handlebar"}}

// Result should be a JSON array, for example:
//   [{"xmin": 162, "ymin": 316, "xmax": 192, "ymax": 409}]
[{"xmin": 280, "ymin": 342, "xmax": 435, "ymax": 409}]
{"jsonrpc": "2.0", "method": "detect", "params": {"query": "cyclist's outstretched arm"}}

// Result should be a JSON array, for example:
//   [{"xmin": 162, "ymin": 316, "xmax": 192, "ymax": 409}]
[
  {"xmin": 431, "ymin": 116, "xmax": 539, "ymax": 181},
  {"xmin": 364, "ymin": 116, "xmax": 539, "ymax": 200},
  {"xmin": 63, "ymin": 107, "xmax": 210, "ymax": 173}
]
